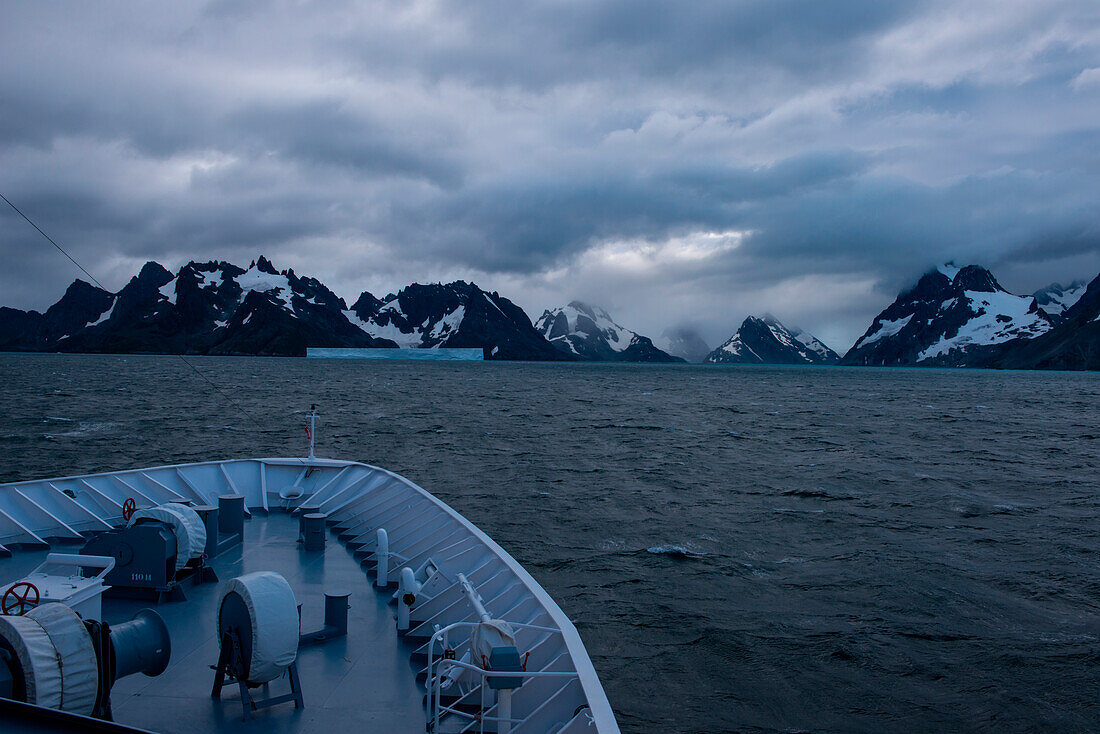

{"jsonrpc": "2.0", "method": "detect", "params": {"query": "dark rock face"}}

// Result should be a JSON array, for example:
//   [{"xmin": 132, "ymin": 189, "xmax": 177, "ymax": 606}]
[
  {"xmin": 41, "ymin": 280, "xmax": 116, "ymax": 344},
  {"xmin": 533, "ymin": 302, "xmax": 683, "ymax": 362},
  {"xmin": 993, "ymin": 273, "xmax": 1100, "ymax": 370},
  {"xmin": 0, "ymin": 279, "xmax": 115, "ymax": 351},
  {"xmin": 350, "ymin": 291, "xmax": 383, "ymax": 321},
  {"xmin": 0, "ymin": 307, "xmax": 45, "ymax": 350},
  {"xmin": 706, "ymin": 315, "xmax": 839, "ymax": 365},
  {"xmin": 842, "ymin": 265, "xmax": 1053, "ymax": 367}
]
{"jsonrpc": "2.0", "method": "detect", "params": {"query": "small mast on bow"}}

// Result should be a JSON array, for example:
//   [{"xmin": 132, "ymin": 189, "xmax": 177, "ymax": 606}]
[{"xmin": 306, "ymin": 405, "xmax": 318, "ymax": 459}]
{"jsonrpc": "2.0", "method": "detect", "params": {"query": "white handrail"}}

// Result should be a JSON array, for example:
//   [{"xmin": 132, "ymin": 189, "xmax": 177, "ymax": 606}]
[
  {"xmin": 425, "ymin": 620, "xmax": 578, "ymax": 733},
  {"xmin": 35, "ymin": 552, "xmax": 115, "ymax": 581}
]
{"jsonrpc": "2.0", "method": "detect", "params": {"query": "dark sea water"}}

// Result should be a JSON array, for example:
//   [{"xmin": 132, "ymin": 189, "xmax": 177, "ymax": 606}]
[{"xmin": 2, "ymin": 354, "xmax": 1098, "ymax": 733}]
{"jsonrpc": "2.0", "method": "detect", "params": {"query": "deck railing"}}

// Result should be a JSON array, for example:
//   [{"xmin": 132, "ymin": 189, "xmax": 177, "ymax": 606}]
[{"xmin": 425, "ymin": 620, "xmax": 582, "ymax": 733}]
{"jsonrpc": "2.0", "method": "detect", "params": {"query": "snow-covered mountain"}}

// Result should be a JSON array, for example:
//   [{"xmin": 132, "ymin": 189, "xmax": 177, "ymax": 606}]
[
  {"xmin": 995, "ymin": 271, "xmax": 1100, "ymax": 370},
  {"xmin": 0, "ymin": 257, "xmax": 565, "ymax": 359},
  {"xmin": 842, "ymin": 264, "xmax": 1054, "ymax": 366},
  {"xmin": 705, "ymin": 315, "xmax": 839, "ymax": 365},
  {"xmin": 534, "ymin": 302, "xmax": 682, "ymax": 362},
  {"xmin": 1033, "ymin": 281, "xmax": 1087, "ymax": 319},
  {"xmin": 46, "ymin": 257, "xmax": 390, "ymax": 355},
  {"xmin": 348, "ymin": 281, "xmax": 567, "ymax": 360},
  {"xmin": 653, "ymin": 327, "xmax": 711, "ymax": 363}
]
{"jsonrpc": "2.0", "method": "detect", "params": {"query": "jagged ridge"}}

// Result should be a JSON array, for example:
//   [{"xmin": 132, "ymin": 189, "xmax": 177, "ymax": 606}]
[{"xmin": 0, "ymin": 258, "xmax": 564, "ymax": 359}]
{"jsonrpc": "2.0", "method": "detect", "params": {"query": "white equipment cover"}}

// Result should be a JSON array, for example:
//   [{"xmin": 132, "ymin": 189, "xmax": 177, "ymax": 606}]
[
  {"xmin": 0, "ymin": 603, "xmax": 98, "ymax": 714},
  {"xmin": 0, "ymin": 613, "xmax": 62, "ymax": 709},
  {"xmin": 26, "ymin": 603, "xmax": 99, "ymax": 715},
  {"xmin": 470, "ymin": 619, "xmax": 517, "ymax": 667},
  {"xmin": 218, "ymin": 571, "xmax": 299, "ymax": 683},
  {"xmin": 130, "ymin": 504, "xmax": 206, "ymax": 571}
]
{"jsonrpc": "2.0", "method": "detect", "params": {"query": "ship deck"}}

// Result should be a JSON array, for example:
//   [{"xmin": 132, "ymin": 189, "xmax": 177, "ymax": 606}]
[
  {"xmin": 0, "ymin": 512, "xmax": 424, "ymax": 733},
  {"xmin": 0, "ymin": 458, "xmax": 618, "ymax": 734}
]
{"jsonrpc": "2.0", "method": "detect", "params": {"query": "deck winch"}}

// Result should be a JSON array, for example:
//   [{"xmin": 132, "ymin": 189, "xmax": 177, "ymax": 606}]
[
  {"xmin": 211, "ymin": 571, "xmax": 348, "ymax": 720},
  {"xmin": 80, "ymin": 496, "xmax": 244, "ymax": 602},
  {"xmin": 0, "ymin": 602, "xmax": 170, "ymax": 720}
]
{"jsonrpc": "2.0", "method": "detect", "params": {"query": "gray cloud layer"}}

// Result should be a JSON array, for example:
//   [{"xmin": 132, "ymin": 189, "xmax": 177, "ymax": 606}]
[{"xmin": 2, "ymin": 0, "xmax": 1099, "ymax": 350}]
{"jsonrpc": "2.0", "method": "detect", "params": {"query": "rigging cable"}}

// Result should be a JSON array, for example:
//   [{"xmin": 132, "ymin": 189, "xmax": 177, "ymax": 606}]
[{"xmin": 0, "ymin": 190, "xmax": 279, "ymax": 443}]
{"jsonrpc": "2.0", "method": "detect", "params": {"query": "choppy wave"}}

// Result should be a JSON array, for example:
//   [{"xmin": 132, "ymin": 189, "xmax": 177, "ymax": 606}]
[{"xmin": 645, "ymin": 545, "xmax": 708, "ymax": 559}]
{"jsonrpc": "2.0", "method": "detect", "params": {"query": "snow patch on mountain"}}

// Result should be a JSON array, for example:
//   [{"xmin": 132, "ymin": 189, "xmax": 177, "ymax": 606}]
[
  {"xmin": 85, "ymin": 298, "xmax": 116, "ymax": 327},
  {"xmin": 237, "ymin": 267, "xmax": 292, "ymax": 303},
  {"xmin": 158, "ymin": 280, "xmax": 177, "ymax": 305},
  {"xmin": 852, "ymin": 314, "xmax": 913, "ymax": 349},
  {"xmin": 716, "ymin": 332, "xmax": 758, "ymax": 360},
  {"xmin": 788, "ymin": 324, "xmax": 836, "ymax": 362},
  {"xmin": 352, "ymin": 299, "xmax": 422, "ymax": 347},
  {"xmin": 917, "ymin": 290, "xmax": 1051, "ymax": 360},
  {"xmin": 428, "ymin": 305, "xmax": 465, "ymax": 341},
  {"xmin": 1034, "ymin": 281, "xmax": 1087, "ymax": 317}
]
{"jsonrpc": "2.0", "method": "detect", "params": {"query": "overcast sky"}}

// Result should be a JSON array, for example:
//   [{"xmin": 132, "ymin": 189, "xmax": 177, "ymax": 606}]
[{"xmin": 2, "ymin": 1, "xmax": 1099, "ymax": 351}]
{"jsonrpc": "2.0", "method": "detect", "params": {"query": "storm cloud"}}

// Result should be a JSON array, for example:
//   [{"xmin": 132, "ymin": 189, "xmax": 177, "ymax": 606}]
[{"xmin": 2, "ymin": 0, "xmax": 1099, "ymax": 350}]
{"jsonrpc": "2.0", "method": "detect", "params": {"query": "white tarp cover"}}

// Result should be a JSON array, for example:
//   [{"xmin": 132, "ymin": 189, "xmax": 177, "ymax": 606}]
[
  {"xmin": 471, "ymin": 619, "xmax": 517, "ymax": 667},
  {"xmin": 26, "ymin": 602, "xmax": 99, "ymax": 714},
  {"xmin": 218, "ymin": 571, "xmax": 299, "ymax": 683},
  {"xmin": 130, "ymin": 504, "xmax": 206, "ymax": 570},
  {"xmin": 0, "ymin": 612, "xmax": 63, "ymax": 709}
]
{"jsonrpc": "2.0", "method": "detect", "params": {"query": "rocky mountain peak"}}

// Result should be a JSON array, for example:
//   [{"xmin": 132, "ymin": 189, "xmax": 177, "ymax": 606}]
[
  {"xmin": 952, "ymin": 265, "xmax": 1001, "ymax": 293},
  {"xmin": 706, "ymin": 314, "xmax": 838, "ymax": 365},
  {"xmin": 844, "ymin": 263, "xmax": 1053, "ymax": 366},
  {"xmin": 535, "ymin": 302, "xmax": 681, "ymax": 362},
  {"xmin": 254, "ymin": 255, "xmax": 279, "ymax": 275}
]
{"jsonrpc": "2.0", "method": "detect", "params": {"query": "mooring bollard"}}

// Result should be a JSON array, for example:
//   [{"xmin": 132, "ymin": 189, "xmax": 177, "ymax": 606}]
[
  {"xmin": 302, "ymin": 513, "xmax": 327, "ymax": 551},
  {"xmin": 375, "ymin": 528, "xmax": 389, "ymax": 587},
  {"xmin": 324, "ymin": 590, "xmax": 350, "ymax": 638},
  {"xmin": 297, "ymin": 503, "xmax": 322, "ymax": 541},
  {"xmin": 218, "ymin": 494, "xmax": 245, "ymax": 539}
]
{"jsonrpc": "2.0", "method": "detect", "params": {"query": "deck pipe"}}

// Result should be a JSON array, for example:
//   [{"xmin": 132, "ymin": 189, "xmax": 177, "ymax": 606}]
[
  {"xmin": 375, "ymin": 528, "xmax": 389, "ymax": 587},
  {"xmin": 217, "ymin": 495, "xmax": 245, "ymax": 539},
  {"xmin": 302, "ymin": 513, "xmax": 327, "ymax": 552}
]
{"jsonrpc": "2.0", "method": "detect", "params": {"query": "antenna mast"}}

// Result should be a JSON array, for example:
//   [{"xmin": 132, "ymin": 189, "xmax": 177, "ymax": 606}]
[{"xmin": 307, "ymin": 405, "xmax": 318, "ymax": 460}]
